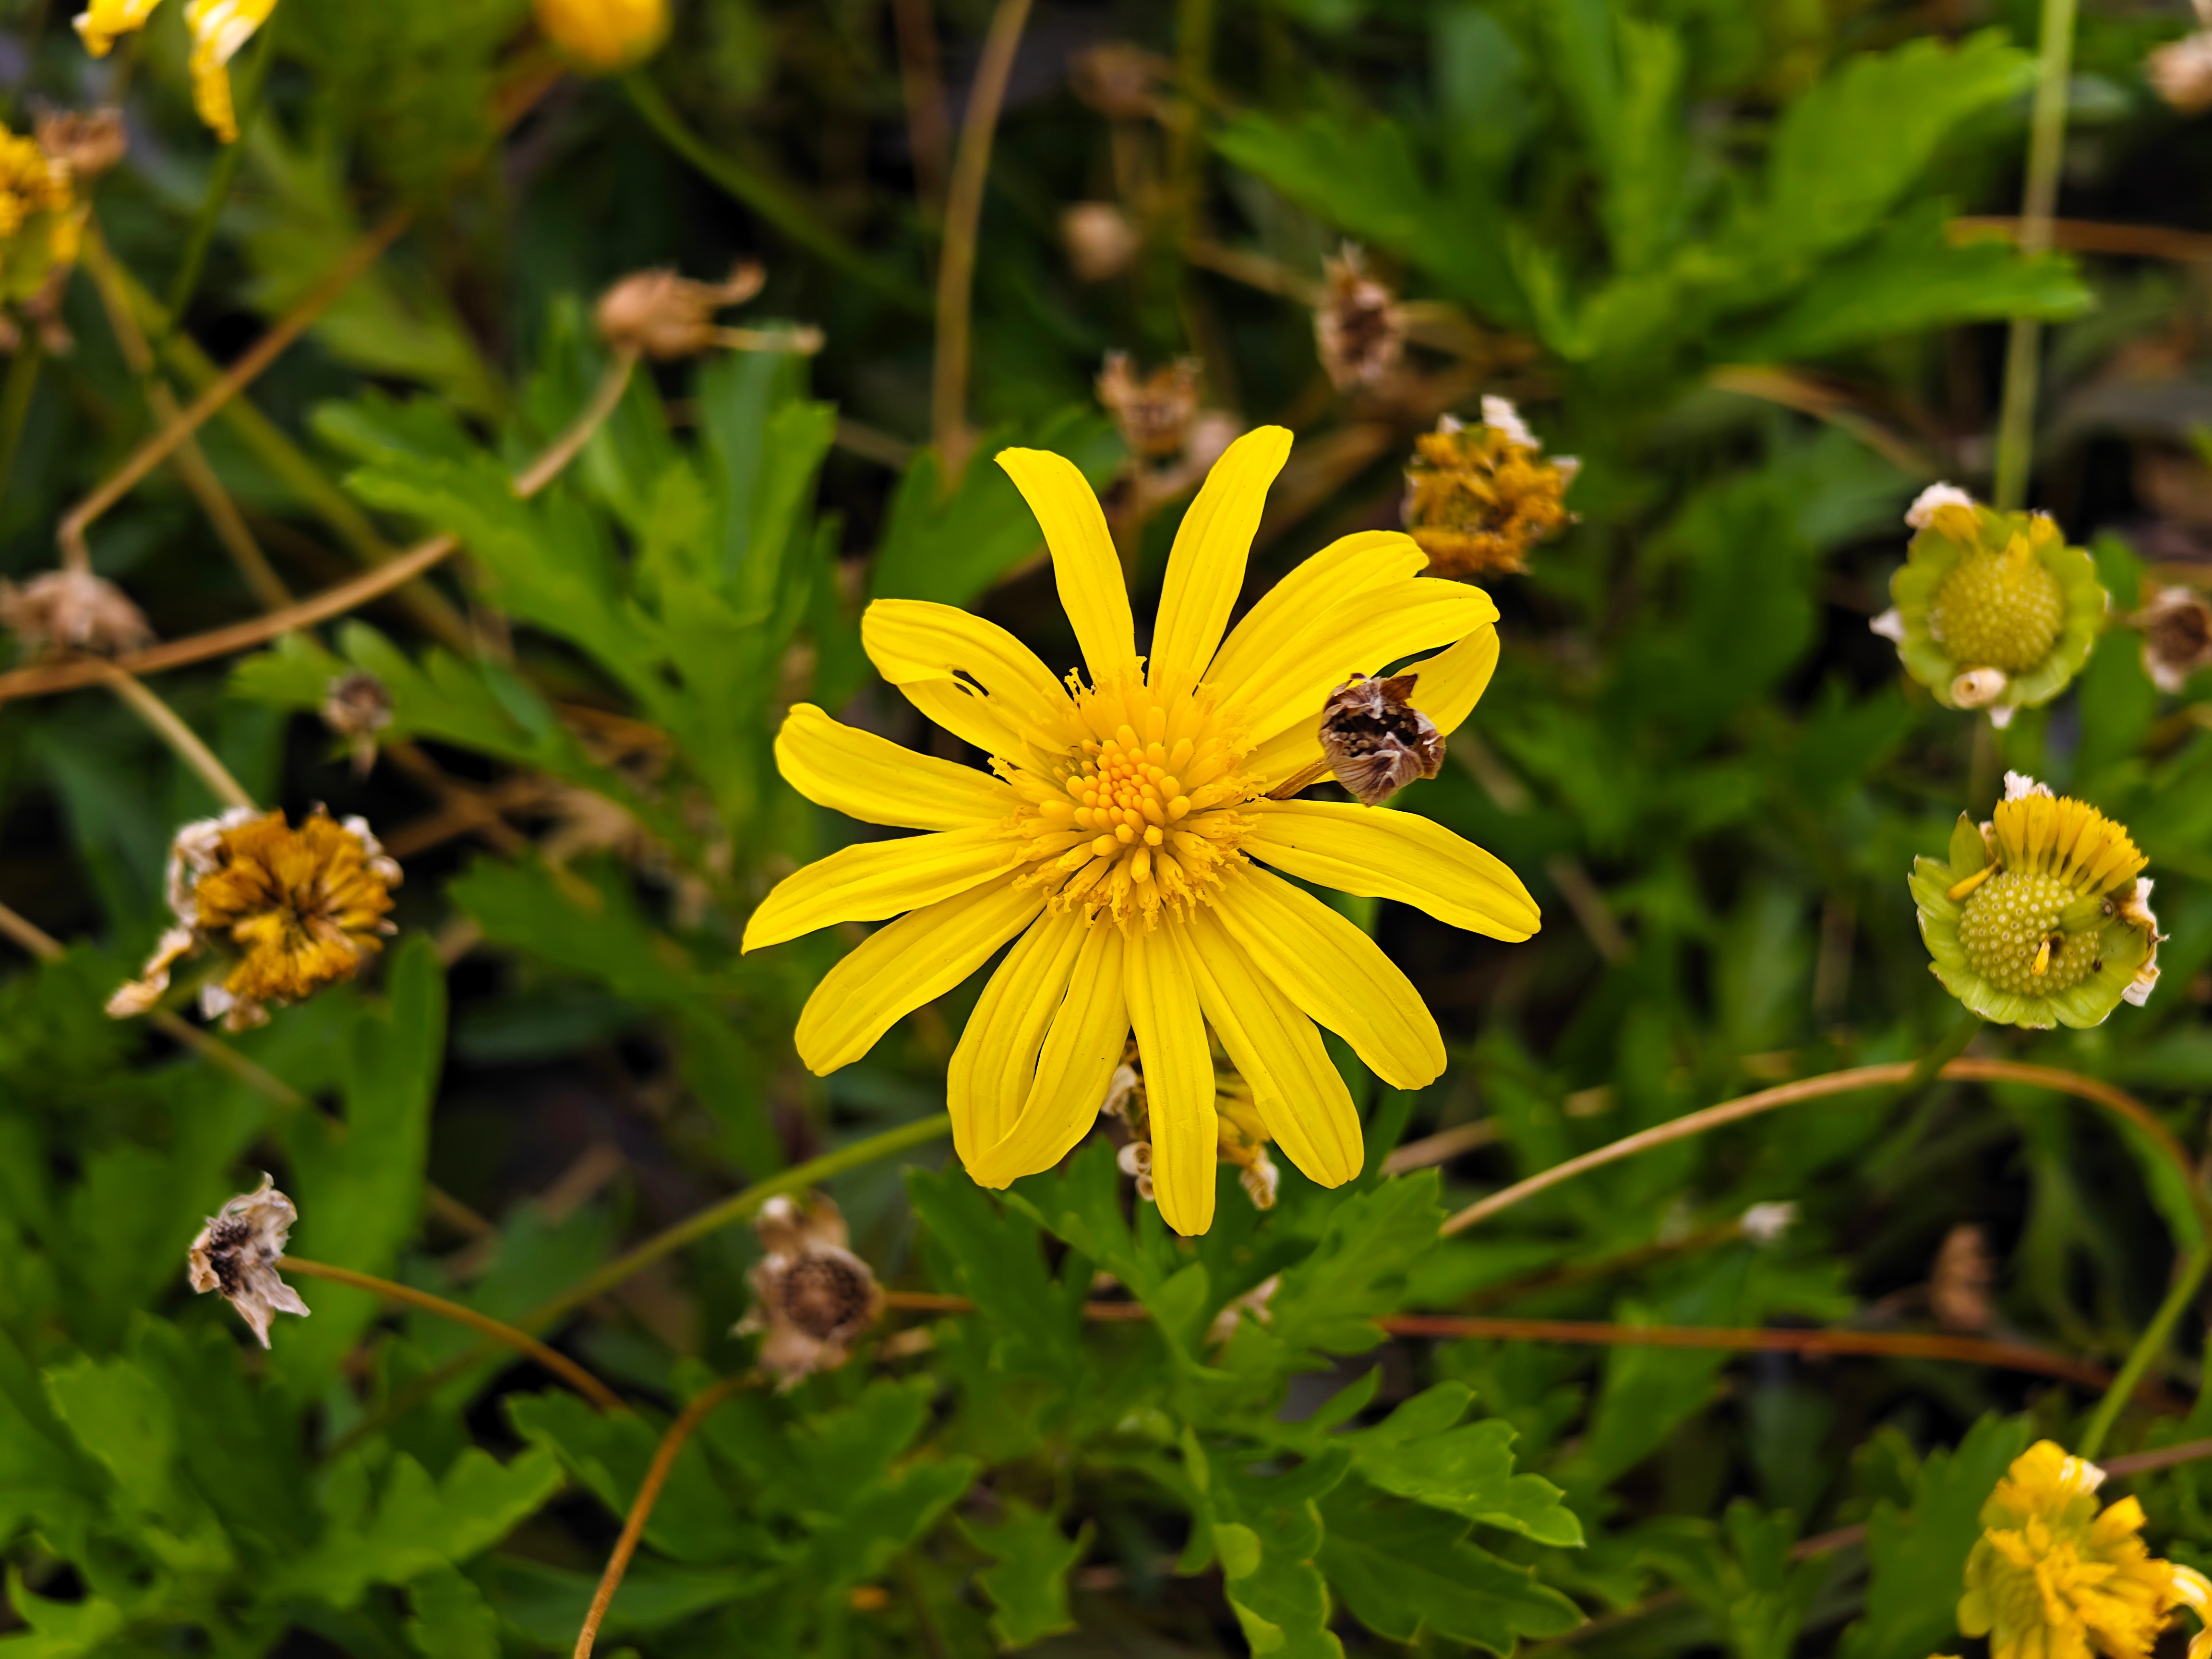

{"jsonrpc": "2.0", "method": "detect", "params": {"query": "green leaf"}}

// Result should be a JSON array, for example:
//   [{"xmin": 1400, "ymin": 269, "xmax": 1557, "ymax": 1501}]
[
  {"xmin": 1318, "ymin": 1478, "xmax": 1583, "ymax": 1655},
  {"xmin": 1835, "ymin": 1414, "xmax": 2033, "ymax": 1659},
  {"xmin": 960, "ymin": 1502, "xmax": 1088, "ymax": 1648},
  {"xmin": 1215, "ymin": 1509, "xmax": 1343, "ymax": 1659},
  {"xmin": 475, "ymin": 1555, "xmax": 753, "ymax": 1645},
  {"xmin": 506, "ymin": 1390, "xmax": 762, "ymax": 1564},
  {"xmin": 1342, "ymin": 1383, "xmax": 1582, "ymax": 1545},
  {"xmin": 909, "ymin": 1169, "xmax": 1084, "ymax": 1380},
  {"xmin": 1230, "ymin": 1172, "xmax": 1444, "ymax": 1364},
  {"xmin": 405, "ymin": 1564, "xmax": 501, "ymax": 1659}
]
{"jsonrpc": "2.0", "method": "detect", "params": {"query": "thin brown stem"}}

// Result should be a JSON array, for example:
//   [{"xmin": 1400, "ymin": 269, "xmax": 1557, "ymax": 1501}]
[
  {"xmin": 100, "ymin": 663, "xmax": 258, "ymax": 811},
  {"xmin": 59, "ymin": 210, "xmax": 411, "ymax": 574},
  {"xmin": 511, "ymin": 351, "xmax": 640, "ymax": 497},
  {"xmin": 890, "ymin": 0, "xmax": 952, "ymax": 213},
  {"xmin": 573, "ymin": 1373, "xmax": 755, "ymax": 1658},
  {"xmin": 930, "ymin": 0, "xmax": 1034, "ymax": 479},
  {"xmin": 280, "ymin": 1256, "xmax": 624, "ymax": 1413}
]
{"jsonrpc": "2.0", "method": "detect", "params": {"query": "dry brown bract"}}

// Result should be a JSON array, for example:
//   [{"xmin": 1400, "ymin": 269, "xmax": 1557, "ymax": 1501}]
[
  {"xmin": 736, "ymin": 1195, "xmax": 884, "ymax": 1387},
  {"xmin": 1402, "ymin": 398, "xmax": 1580, "ymax": 579},
  {"xmin": 596, "ymin": 263, "xmax": 810, "ymax": 360},
  {"xmin": 108, "ymin": 807, "xmax": 401, "ymax": 1031},
  {"xmin": 1930, "ymin": 1222, "xmax": 1995, "ymax": 1334},
  {"xmin": 1313, "ymin": 247, "xmax": 1405, "ymax": 391},
  {"xmin": 1319, "ymin": 673, "xmax": 1444, "ymax": 805},
  {"xmin": 0, "ymin": 568, "xmax": 153, "ymax": 656},
  {"xmin": 34, "ymin": 108, "xmax": 126, "ymax": 180},
  {"xmin": 188, "ymin": 1175, "xmax": 310, "ymax": 1348},
  {"xmin": 2132, "ymin": 584, "xmax": 2212, "ymax": 693}
]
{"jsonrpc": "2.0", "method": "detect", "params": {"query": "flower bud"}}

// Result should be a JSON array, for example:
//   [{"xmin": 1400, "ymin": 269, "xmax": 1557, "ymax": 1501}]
[{"xmin": 533, "ymin": 0, "xmax": 669, "ymax": 71}]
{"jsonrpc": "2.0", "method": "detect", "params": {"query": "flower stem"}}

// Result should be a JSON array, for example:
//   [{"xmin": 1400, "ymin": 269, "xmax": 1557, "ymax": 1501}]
[
  {"xmin": 99, "ymin": 663, "xmax": 258, "ymax": 812},
  {"xmin": 572, "ymin": 1372, "xmax": 755, "ymax": 1659},
  {"xmin": 1990, "ymin": 0, "xmax": 2079, "ymax": 511},
  {"xmin": 510, "ymin": 350, "xmax": 640, "ymax": 498},
  {"xmin": 930, "ymin": 0, "xmax": 1035, "ymax": 479},
  {"xmin": 2076, "ymin": 1241, "xmax": 2212, "ymax": 1460},
  {"xmin": 279, "ymin": 1256, "xmax": 625, "ymax": 1414},
  {"xmin": 158, "ymin": 16, "xmax": 282, "ymax": 348},
  {"xmin": 0, "ymin": 337, "xmax": 42, "ymax": 515}
]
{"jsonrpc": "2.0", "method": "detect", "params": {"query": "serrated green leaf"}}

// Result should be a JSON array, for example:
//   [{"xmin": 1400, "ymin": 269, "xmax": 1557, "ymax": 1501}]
[
  {"xmin": 959, "ymin": 1501, "xmax": 1088, "ymax": 1648},
  {"xmin": 404, "ymin": 1564, "xmax": 500, "ymax": 1659},
  {"xmin": 1343, "ymin": 1383, "xmax": 1582, "ymax": 1545}
]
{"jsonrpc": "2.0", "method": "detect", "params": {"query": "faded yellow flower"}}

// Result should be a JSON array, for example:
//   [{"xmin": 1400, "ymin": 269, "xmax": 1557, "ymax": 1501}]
[
  {"xmin": 1402, "ymin": 399, "xmax": 1579, "ymax": 579},
  {"xmin": 108, "ymin": 806, "xmax": 401, "ymax": 1030},
  {"xmin": 0, "ymin": 122, "xmax": 81, "ymax": 316},
  {"xmin": 72, "ymin": 0, "xmax": 277, "ymax": 143},
  {"xmin": 534, "ymin": 0, "xmax": 668, "ymax": 71},
  {"xmin": 1959, "ymin": 1440, "xmax": 2189, "ymax": 1659}
]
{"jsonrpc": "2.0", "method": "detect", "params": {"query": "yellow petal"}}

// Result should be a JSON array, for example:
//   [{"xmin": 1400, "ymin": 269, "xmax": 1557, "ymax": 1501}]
[
  {"xmin": 1124, "ymin": 926, "xmax": 1217, "ymax": 1235},
  {"xmin": 973, "ymin": 921, "xmax": 1129, "ymax": 1186},
  {"xmin": 948, "ymin": 910, "xmax": 1085, "ymax": 1166},
  {"xmin": 1186, "ymin": 908, "xmax": 1361, "ymax": 1187},
  {"xmin": 1151, "ymin": 426, "xmax": 1291, "ymax": 690},
  {"xmin": 1210, "ymin": 868, "xmax": 1445, "ymax": 1089},
  {"xmin": 741, "ymin": 827, "xmax": 1018, "ymax": 951},
  {"xmin": 184, "ymin": 0, "xmax": 277, "ymax": 143},
  {"xmin": 1224, "ymin": 576, "xmax": 1500, "ymax": 746},
  {"xmin": 1404, "ymin": 624, "xmax": 1501, "ymax": 738},
  {"xmin": 1209, "ymin": 529, "xmax": 1425, "ymax": 690},
  {"xmin": 794, "ymin": 882, "xmax": 1045, "ymax": 1073},
  {"xmin": 863, "ymin": 599, "xmax": 1070, "ymax": 730},
  {"xmin": 1244, "ymin": 800, "xmax": 1539, "ymax": 941},
  {"xmin": 997, "ymin": 447, "xmax": 1136, "ymax": 684},
  {"xmin": 894, "ymin": 677, "xmax": 1032, "ymax": 761},
  {"xmin": 73, "ymin": 0, "xmax": 163, "ymax": 55},
  {"xmin": 775, "ymin": 703, "xmax": 1015, "ymax": 830}
]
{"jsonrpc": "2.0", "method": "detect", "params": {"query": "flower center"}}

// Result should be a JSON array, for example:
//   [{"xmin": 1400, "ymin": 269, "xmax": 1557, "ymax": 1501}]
[
  {"xmin": 1006, "ymin": 678, "xmax": 1257, "ymax": 930},
  {"xmin": 1959, "ymin": 870, "xmax": 2098, "ymax": 997},
  {"xmin": 1931, "ymin": 544, "xmax": 2065, "ymax": 672}
]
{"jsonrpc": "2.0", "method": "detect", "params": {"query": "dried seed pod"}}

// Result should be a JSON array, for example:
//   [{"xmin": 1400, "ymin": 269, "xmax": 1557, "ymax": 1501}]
[
  {"xmin": 595, "ymin": 264, "xmax": 774, "ymax": 360},
  {"xmin": 1318, "ymin": 674, "xmax": 1444, "ymax": 805},
  {"xmin": 1929, "ymin": 1223, "xmax": 1995, "ymax": 1334},
  {"xmin": 33, "ymin": 108, "xmax": 127, "ymax": 180},
  {"xmin": 0, "ymin": 568, "xmax": 153, "ymax": 655},
  {"xmin": 1313, "ymin": 247, "xmax": 1404, "ymax": 391},
  {"xmin": 188, "ymin": 1175, "xmax": 310, "ymax": 1347},
  {"xmin": 322, "ymin": 669, "xmax": 394, "ymax": 777},
  {"xmin": 2131, "ymin": 584, "xmax": 2212, "ymax": 693},
  {"xmin": 734, "ymin": 1195, "xmax": 884, "ymax": 1387},
  {"xmin": 1096, "ymin": 352, "xmax": 1200, "ymax": 459}
]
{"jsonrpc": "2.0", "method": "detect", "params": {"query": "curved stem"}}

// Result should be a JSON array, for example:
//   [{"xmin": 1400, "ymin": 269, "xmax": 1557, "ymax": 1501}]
[
  {"xmin": 100, "ymin": 663, "xmax": 258, "ymax": 812},
  {"xmin": 572, "ymin": 1373, "xmax": 755, "ymax": 1658},
  {"xmin": 280, "ymin": 1256, "xmax": 625, "ymax": 1414},
  {"xmin": 511, "ymin": 350, "xmax": 640, "ymax": 497},
  {"xmin": 2077, "ymin": 1241, "xmax": 2212, "ymax": 1460},
  {"xmin": 930, "ymin": 0, "xmax": 1034, "ymax": 476}
]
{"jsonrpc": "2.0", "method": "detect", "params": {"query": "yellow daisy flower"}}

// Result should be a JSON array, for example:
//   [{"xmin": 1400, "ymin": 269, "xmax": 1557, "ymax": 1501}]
[
  {"xmin": 743, "ymin": 428, "xmax": 1539, "ymax": 1234},
  {"xmin": 532, "ymin": 0, "xmax": 669, "ymax": 71},
  {"xmin": 72, "ymin": 0, "xmax": 277, "ymax": 143},
  {"xmin": 1959, "ymin": 1440, "xmax": 2189, "ymax": 1659}
]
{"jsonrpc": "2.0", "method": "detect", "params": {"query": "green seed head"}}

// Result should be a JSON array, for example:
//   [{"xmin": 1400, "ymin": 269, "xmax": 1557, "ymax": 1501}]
[
  {"xmin": 1931, "ymin": 550, "xmax": 2065, "ymax": 673},
  {"xmin": 1956, "ymin": 869, "xmax": 2099, "ymax": 997}
]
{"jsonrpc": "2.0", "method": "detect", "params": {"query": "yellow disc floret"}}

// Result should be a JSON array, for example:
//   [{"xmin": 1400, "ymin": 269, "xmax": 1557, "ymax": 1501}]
[
  {"xmin": 1957, "ymin": 871, "xmax": 2097, "ymax": 997},
  {"xmin": 1930, "ymin": 528, "xmax": 2067, "ymax": 672}
]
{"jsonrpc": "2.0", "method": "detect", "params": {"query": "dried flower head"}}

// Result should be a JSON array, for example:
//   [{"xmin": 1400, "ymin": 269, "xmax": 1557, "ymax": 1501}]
[
  {"xmin": 1314, "ymin": 246, "xmax": 1405, "ymax": 391},
  {"xmin": 108, "ymin": 806, "xmax": 402, "ymax": 1031},
  {"xmin": 1069, "ymin": 42, "xmax": 1169, "ymax": 120},
  {"xmin": 0, "ymin": 568, "xmax": 153, "ymax": 656},
  {"xmin": 1911, "ymin": 773, "xmax": 2161, "ymax": 1030},
  {"xmin": 2131, "ymin": 584, "xmax": 2212, "ymax": 694},
  {"xmin": 1097, "ymin": 352, "xmax": 1201, "ymax": 460},
  {"xmin": 2150, "ymin": 30, "xmax": 2212, "ymax": 114},
  {"xmin": 1316, "ymin": 673, "xmax": 1445, "ymax": 805},
  {"xmin": 1061, "ymin": 201, "xmax": 1141, "ymax": 283},
  {"xmin": 596, "ymin": 263, "xmax": 770, "ymax": 360},
  {"xmin": 533, "ymin": 0, "xmax": 668, "ymax": 70},
  {"xmin": 188, "ymin": 1175, "xmax": 309, "ymax": 1347},
  {"xmin": 1105, "ymin": 1039, "xmax": 1281, "ymax": 1213},
  {"xmin": 1402, "ymin": 402, "xmax": 1580, "ymax": 578},
  {"xmin": 1929, "ymin": 1222, "xmax": 1995, "ymax": 1334},
  {"xmin": 1959, "ymin": 1440, "xmax": 2199, "ymax": 1659},
  {"xmin": 735, "ymin": 1194, "xmax": 883, "ymax": 1386},
  {"xmin": 322, "ymin": 670, "xmax": 394, "ymax": 778},
  {"xmin": 1872, "ymin": 487, "xmax": 2105, "ymax": 728},
  {"xmin": 33, "ymin": 108, "xmax": 126, "ymax": 180}
]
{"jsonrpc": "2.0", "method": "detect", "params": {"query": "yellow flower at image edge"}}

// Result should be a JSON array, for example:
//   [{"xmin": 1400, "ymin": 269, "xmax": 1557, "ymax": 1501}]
[
  {"xmin": 742, "ymin": 426, "xmax": 1541, "ymax": 1236},
  {"xmin": 108, "ymin": 806, "xmax": 400, "ymax": 1031},
  {"xmin": 72, "ymin": 0, "xmax": 277, "ymax": 142},
  {"xmin": 534, "ymin": 0, "xmax": 669, "ymax": 71},
  {"xmin": 1911, "ymin": 773, "xmax": 2160, "ymax": 1030},
  {"xmin": 0, "ymin": 123, "xmax": 80, "ymax": 302},
  {"xmin": 1960, "ymin": 1440, "xmax": 2212, "ymax": 1659}
]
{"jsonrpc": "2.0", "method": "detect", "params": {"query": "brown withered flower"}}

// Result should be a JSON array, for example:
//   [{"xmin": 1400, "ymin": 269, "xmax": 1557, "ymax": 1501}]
[
  {"xmin": 1313, "ymin": 246, "xmax": 1405, "ymax": 391},
  {"xmin": 321, "ymin": 669, "xmax": 394, "ymax": 777},
  {"xmin": 1069, "ymin": 42, "xmax": 1169, "ymax": 120},
  {"xmin": 735, "ymin": 1194, "xmax": 884, "ymax": 1387},
  {"xmin": 2131, "ymin": 585, "xmax": 2212, "ymax": 693},
  {"xmin": 1317, "ymin": 673, "xmax": 1444, "ymax": 805},
  {"xmin": 1061, "ymin": 201, "xmax": 1141, "ymax": 282},
  {"xmin": 2149, "ymin": 29, "xmax": 2212, "ymax": 114},
  {"xmin": 1402, "ymin": 398, "xmax": 1580, "ymax": 579},
  {"xmin": 1930, "ymin": 1222, "xmax": 1996, "ymax": 1334},
  {"xmin": 34, "ymin": 108, "xmax": 127, "ymax": 180},
  {"xmin": 108, "ymin": 807, "xmax": 401, "ymax": 1031},
  {"xmin": 0, "ymin": 567, "xmax": 153, "ymax": 656},
  {"xmin": 594, "ymin": 263, "xmax": 820, "ymax": 361},
  {"xmin": 1104, "ymin": 1039, "xmax": 1281, "ymax": 1213},
  {"xmin": 1097, "ymin": 352, "xmax": 1200, "ymax": 459},
  {"xmin": 188, "ymin": 1175, "xmax": 310, "ymax": 1348}
]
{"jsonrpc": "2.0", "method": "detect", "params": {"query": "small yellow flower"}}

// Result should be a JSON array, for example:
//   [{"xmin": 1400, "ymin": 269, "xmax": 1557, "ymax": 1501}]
[
  {"xmin": 1401, "ymin": 399, "xmax": 1579, "ymax": 579},
  {"xmin": 71, "ymin": 0, "xmax": 276, "ymax": 143},
  {"xmin": 1959, "ymin": 1440, "xmax": 2193, "ymax": 1659},
  {"xmin": 108, "ymin": 806, "xmax": 401, "ymax": 1031},
  {"xmin": 742, "ymin": 428, "xmax": 1538, "ymax": 1234},
  {"xmin": 1910, "ymin": 773, "xmax": 2161, "ymax": 1030},
  {"xmin": 533, "ymin": 0, "xmax": 669, "ymax": 71},
  {"xmin": 0, "ymin": 122, "xmax": 81, "ymax": 309}
]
